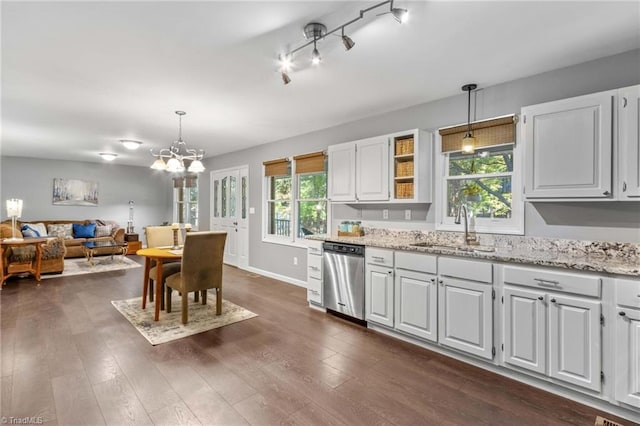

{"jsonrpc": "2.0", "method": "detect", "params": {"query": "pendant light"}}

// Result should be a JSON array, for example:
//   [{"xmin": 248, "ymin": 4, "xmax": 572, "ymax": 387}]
[{"xmin": 461, "ymin": 83, "xmax": 477, "ymax": 154}]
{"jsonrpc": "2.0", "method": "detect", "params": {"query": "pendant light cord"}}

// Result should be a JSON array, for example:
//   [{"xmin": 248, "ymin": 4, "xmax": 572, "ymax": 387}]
[{"xmin": 466, "ymin": 87, "xmax": 472, "ymax": 137}]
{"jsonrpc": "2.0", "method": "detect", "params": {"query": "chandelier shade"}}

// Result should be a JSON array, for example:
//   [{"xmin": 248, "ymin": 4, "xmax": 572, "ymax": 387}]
[{"xmin": 150, "ymin": 111, "xmax": 205, "ymax": 173}]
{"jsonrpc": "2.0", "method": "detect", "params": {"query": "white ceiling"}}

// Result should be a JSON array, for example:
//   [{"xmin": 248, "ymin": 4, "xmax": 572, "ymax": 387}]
[{"xmin": 2, "ymin": 1, "xmax": 638, "ymax": 167}]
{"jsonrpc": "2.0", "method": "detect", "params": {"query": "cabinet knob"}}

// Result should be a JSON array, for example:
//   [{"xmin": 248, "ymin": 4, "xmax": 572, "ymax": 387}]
[
  {"xmin": 619, "ymin": 311, "xmax": 626, "ymax": 317},
  {"xmin": 387, "ymin": 270, "xmax": 393, "ymax": 275},
  {"xmin": 430, "ymin": 278, "xmax": 436, "ymax": 283},
  {"xmin": 538, "ymin": 296, "xmax": 544, "ymax": 301},
  {"xmin": 550, "ymin": 298, "xmax": 556, "ymax": 303},
  {"xmin": 603, "ymin": 191, "xmax": 610, "ymax": 196},
  {"xmin": 439, "ymin": 279, "xmax": 444, "ymax": 286}
]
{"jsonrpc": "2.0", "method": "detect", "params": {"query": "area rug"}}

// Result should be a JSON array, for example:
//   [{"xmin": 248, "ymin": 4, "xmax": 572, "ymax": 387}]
[
  {"xmin": 111, "ymin": 292, "xmax": 257, "ymax": 345},
  {"xmin": 42, "ymin": 256, "xmax": 141, "ymax": 279}
]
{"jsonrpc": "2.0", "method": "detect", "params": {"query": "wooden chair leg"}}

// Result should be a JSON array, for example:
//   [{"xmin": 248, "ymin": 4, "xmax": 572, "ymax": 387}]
[
  {"xmin": 216, "ymin": 288, "xmax": 222, "ymax": 315},
  {"xmin": 194, "ymin": 291, "xmax": 199, "ymax": 303},
  {"xmin": 160, "ymin": 282, "xmax": 165, "ymax": 310},
  {"xmin": 181, "ymin": 292, "xmax": 189, "ymax": 324},
  {"xmin": 201, "ymin": 290, "xmax": 207, "ymax": 305},
  {"xmin": 166, "ymin": 286, "xmax": 172, "ymax": 313}
]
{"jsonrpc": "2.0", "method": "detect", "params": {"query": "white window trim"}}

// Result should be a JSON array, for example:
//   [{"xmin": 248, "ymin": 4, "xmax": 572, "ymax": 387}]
[
  {"xmin": 434, "ymin": 133, "xmax": 524, "ymax": 235},
  {"xmin": 262, "ymin": 159, "xmax": 329, "ymax": 248}
]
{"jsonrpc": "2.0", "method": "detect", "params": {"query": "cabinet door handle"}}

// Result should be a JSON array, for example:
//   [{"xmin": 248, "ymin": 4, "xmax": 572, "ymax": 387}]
[
  {"xmin": 623, "ymin": 96, "xmax": 628, "ymax": 108},
  {"xmin": 550, "ymin": 298, "xmax": 557, "ymax": 303},
  {"xmin": 603, "ymin": 191, "xmax": 610, "ymax": 196},
  {"xmin": 430, "ymin": 278, "xmax": 436, "ymax": 283},
  {"xmin": 619, "ymin": 311, "xmax": 626, "ymax": 317},
  {"xmin": 387, "ymin": 270, "xmax": 393, "ymax": 275},
  {"xmin": 538, "ymin": 296, "xmax": 544, "ymax": 301},
  {"xmin": 439, "ymin": 279, "xmax": 444, "ymax": 286},
  {"xmin": 623, "ymin": 182, "xmax": 627, "ymax": 192}
]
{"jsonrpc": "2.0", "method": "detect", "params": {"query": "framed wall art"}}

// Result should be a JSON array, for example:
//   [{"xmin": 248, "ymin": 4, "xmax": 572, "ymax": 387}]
[{"xmin": 52, "ymin": 178, "xmax": 98, "ymax": 206}]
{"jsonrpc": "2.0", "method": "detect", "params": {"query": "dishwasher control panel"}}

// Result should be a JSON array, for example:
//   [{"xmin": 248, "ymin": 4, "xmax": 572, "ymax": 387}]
[{"xmin": 323, "ymin": 242, "xmax": 365, "ymax": 256}]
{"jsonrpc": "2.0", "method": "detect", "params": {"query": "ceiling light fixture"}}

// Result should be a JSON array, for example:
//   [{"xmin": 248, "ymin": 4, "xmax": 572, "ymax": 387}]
[
  {"xmin": 120, "ymin": 139, "xmax": 142, "ymax": 150},
  {"xmin": 278, "ymin": 0, "xmax": 408, "ymax": 85},
  {"xmin": 461, "ymin": 83, "xmax": 478, "ymax": 154},
  {"xmin": 99, "ymin": 152, "xmax": 118, "ymax": 161},
  {"xmin": 150, "ymin": 111, "xmax": 205, "ymax": 173}
]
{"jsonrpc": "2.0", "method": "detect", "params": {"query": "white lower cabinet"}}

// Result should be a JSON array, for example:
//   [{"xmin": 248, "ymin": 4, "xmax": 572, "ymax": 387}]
[
  {"xmin": 365, "ymin": 248, "xmax": 394, "ymax": 327},
  {"xmin": 306, "ymin": 241, "xmax": 323, "ymax": 305},
  {"xmin": 615, "ymin": 278, "xmax": 640, "ymax": 409},
  {"xmin": 503, "ymin": 266, "xmax": 602, "ymax": 392},
  {"xmin": 394, "ymin": 253, "xmax": 438, "ymax": 342},
  {"xmin": 438, "ymin": 257, "xmax": 494, "ymax": 360}
]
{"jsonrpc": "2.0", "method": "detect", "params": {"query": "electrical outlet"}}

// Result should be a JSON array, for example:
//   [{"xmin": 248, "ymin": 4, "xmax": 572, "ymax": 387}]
[
  {"xmin": 293, "ymin": 257, "xmax": 298, "ymax": 265},
  {"xmin": 405, "ymin": 209, "xmax": 411, "ymax": 220},
  {"xmin": 249, "ymin": 207, "xmax": 255, "ymax": 214},
  {"xmin": 382, "ymin": 209, "xmax": 389, "ymax": 219}
]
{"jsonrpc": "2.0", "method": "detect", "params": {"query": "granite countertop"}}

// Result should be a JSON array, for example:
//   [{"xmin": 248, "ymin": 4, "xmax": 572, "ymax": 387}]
[{"xmin": 308, "ymin": 232, "xmax": 640, "ymax": 277}]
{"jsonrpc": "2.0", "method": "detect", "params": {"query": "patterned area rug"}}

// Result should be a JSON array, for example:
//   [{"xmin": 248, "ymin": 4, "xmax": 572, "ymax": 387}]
[
  {"xmin": 111, "ymin": 293, "xmax": 258, "ymax": 345},
  {"xmin": 42, "ymin": 256, "xmax": 141, "ymax": 279}
]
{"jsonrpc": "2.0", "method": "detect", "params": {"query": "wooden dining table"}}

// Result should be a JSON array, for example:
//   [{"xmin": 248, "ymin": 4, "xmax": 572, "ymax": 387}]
[{"xmin": 136, "ymin": 247, "xmax": 182, "ymax": 321}]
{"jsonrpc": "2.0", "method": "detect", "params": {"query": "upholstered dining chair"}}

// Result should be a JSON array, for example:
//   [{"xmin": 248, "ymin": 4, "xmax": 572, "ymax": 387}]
[
  {"xmin": 165, "ymin": 231, "xmax": 227, "ymax": 324},
  {"xmin": 143, "ymin": 226, "xmax": 183, "ymax": 309}
]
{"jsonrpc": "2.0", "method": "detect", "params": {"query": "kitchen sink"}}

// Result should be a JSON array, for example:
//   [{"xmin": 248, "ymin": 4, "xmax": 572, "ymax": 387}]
[{"xmin": 410, "ymin": 242, "xmax": 495, "ymax": 253}]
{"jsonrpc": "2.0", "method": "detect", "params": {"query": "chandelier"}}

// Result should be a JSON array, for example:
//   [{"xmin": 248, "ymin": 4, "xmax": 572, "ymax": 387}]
[{"xmin": 150, "ymin": 111, "xmax": 205, "ymax": 173}]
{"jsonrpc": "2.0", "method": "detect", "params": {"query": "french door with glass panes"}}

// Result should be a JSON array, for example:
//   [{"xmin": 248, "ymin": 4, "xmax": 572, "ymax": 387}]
[{"xmin": 210, "ymin": 166, "xmax": 249, "ymax": 269}]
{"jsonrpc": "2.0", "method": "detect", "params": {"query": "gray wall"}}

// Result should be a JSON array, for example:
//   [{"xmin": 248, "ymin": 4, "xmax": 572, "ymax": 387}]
[
  {"xmin": 201, "ymin": 49, "xmax": 640, "ymax": 282},
  {"xmin": 0, "ymin": 157, "xmax": 173, "ymax": 244}
]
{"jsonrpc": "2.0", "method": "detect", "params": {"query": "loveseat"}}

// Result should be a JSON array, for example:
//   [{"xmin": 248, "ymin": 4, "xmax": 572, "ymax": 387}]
[
  {"xmin": 1, "ymin": 219, "xmax": 125, "ymax": 259},
  {"xmin": 1, "ymin": 237, "xmax": 66, "ymax": 275}
]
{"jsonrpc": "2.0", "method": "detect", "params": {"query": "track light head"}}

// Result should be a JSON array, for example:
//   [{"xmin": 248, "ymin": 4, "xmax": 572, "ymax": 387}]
[
  {"xmin": 279, "ymin": 54, "xmax": 292, "ymax": 72},
  {"xmin": 311, "ymin": 42, "xmax": 321, "ymax": 65},
  {"xmin": 281, "ymin": 71, "xmax": 291, "ymax": 85},
  {"xmin": 391, "ymin": 7, "xmax": 409, "ymax": 23},
  {"xmin": 341, "ymin": 28, "xmax": 355, "ymax": 51}
]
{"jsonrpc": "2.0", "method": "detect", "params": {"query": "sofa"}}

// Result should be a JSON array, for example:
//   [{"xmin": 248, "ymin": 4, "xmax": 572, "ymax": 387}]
[{"xmin": 1, "ymin": 219, "xmax": 125, "ymax": 259}]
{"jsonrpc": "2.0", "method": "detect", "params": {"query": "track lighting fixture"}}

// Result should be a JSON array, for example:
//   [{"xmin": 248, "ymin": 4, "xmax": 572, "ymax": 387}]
[{"xmin": 277, "ymin": 0, "xmax": 408, "ymax": 85}]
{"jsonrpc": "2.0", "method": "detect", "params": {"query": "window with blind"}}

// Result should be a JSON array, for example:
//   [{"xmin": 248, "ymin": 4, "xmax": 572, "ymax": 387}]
[
  {"xmin": 263, "ymin": 151, "xmax": 327, "ymax": 243},
  {"xmin": 436, "ymin": 115, "xmax": 524, "ymax": 234}
]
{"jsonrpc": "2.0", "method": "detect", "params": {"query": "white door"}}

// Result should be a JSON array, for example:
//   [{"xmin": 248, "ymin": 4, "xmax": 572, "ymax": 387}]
[
  {"xmin": 615, "ymin": 307, "xmax": 640, "ymax": 408},
  {"xmin": 365, "ymin": 264, "xmax": 394, "ymax": 327},
  {"xmin": 619, "ymin": 85, "xmax": 640, "ymax": 197},
  {"xmin": 356, "ymin": 136, "xmax": 389, "ymax": 201},
  {"xmin": 503, "ymin": 286, "xmax": 546, "ymax": 374},
  {"xmin": 523, "ymin": 90, "xmax": 614, "ymax": 198},
  {"xmin": 438, "ymin": 277, "xmax": 493, "ymax": 360},
  {"xmin": 548, "ymin": 294, "xmax": 601, "ymax": 392},
  {"xmin": 327, "ymin": 142, "xmax": 356, "ymax": 202},
  {"xmin": 210, "ymin": 166, "xmax": 249, "ymax": 269},
  {"xmin": 394, "ymin": 269, "xmax": 437, "ymax": 342}
]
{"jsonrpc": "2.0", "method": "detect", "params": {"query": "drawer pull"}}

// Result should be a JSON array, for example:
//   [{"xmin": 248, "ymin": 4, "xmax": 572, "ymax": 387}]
[
  {"xmin": 534, "ymin": 278, "xmax": 559, "ymax": 286},
  {"xmin": 619, "ymin": 311, "xmax": 626, "ymax": 317},
  {"xmin": 538, "ymin": 296, "xmax": 544, "ymax": 301},
  {"xmin": 372, "ymin": 256, "xmax": 385, "ymax": 261},
  {"xmin": 309, "ymin": 266, "xmax": 320, "ymax": 271},
  {"xmin": 550, "ymin": 298, "xmax": 557, "ymax": 303}
]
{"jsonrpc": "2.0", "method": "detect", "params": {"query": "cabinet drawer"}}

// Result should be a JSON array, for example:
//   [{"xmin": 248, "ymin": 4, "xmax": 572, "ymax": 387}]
[
  {"xmin": 616, "ymin": 278, "xmax": 640, "ymax": 308},
  {"xmin": 308, "ymin": 276, "xmax": 322, "ymax": 293},
  {"xmin": 503, "ymin": 266, "xmax": 600, "ymax": 298},
  {"xmin": 307, "ymin": 240, "xmax": 323, "ymax": 256},
  {"xmin": 395, "ymin": 251, "xmax": 436, "ymax": 274},
  {"xmin": 308, "ymin": 254, "xmax": 322, "ymax": 279},
  {"xmin": 438, "ymin": 257, "xmax": 492, "ymax": 284},
  {"xmin": 366, "ymin": 248, "xmax": 394, "ymax": 267}
]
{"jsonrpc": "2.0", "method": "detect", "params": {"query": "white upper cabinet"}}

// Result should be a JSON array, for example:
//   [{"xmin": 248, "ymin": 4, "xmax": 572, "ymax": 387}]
[
  {"xmin": 327, "ymin": 141, "xmax": 357, "ymax": 202},
  {"xmin": 523, "ymin": 90, "xmax": 615, "ymax": 199},
  {"xmin": 327, "ymin": 129, "xmax": 433, "ymax": 203},
  {"xmin": 356, "ymin": 136, "xmax": 389, "ymax": 201},
  {"xmin": 619, "ymin": 85, "xmax": 640, "ymax": 198}
]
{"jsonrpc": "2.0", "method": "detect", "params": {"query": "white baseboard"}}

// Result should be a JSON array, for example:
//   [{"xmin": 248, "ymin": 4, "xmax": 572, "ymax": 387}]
[{"xmin": 244, "ymin": 266, "xmax": 307, "ymax": 288}]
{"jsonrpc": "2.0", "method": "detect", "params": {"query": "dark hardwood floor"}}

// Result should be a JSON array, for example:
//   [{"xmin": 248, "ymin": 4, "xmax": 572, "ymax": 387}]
[{"xmin": 0, "ymin": 257, "xmax": 635, "ymax": 425}]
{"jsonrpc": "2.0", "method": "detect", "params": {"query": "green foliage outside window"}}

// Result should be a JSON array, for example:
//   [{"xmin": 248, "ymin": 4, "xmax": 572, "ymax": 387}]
[{"xmin": 297, "ymin": 173, "xmax": 327, "ymax": 237}]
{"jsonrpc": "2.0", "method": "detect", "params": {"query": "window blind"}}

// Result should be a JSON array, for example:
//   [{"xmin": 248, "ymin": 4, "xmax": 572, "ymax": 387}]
[
  {"xmin": 293, "ymin": 151, "xmax": 326, "ymax": 174},
  {"xmin": 439, "ymin": 115, "xmax": 516, "ymax": 153},
  {"xmin": 263, "ymin": 158, "xmax": 290, "ymax": 176}
]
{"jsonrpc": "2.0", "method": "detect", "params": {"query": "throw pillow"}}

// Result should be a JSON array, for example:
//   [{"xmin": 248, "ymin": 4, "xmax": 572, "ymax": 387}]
[
  {"xmin": 72, "ymin": 222, "xmax": 96, "ymax": 238},
  {"xmin": 47, "ymin": 223, "xmax": 73, "ymax": 239},
  {"xmin": 22, "ymin": 222, "xmax": 48, "ymax": 237},
  {"xmin": 95, "ymin": 224, "xmax": 112, "ymax": 237},
  {"xmin": 21, "ymin": 224, "xmax": 41, "ymax": 238}
]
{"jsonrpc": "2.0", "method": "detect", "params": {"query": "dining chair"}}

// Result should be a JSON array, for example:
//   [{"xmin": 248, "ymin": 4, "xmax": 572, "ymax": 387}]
[
  {"xmin": 165, "ymin": 231, "xmax": 227, "ymax": 324},
  {"xmin": 143, "ymin": 226, "xmax": 183, "ymax": 309}
]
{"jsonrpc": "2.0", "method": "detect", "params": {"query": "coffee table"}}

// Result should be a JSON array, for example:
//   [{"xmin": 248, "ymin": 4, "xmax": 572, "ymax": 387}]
[{"xmin": 82, "ymin": 239, "xmax": 128, "ymax": 266}]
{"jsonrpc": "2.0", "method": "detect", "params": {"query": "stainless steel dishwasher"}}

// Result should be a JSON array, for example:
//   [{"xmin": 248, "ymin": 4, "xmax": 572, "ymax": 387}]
[{"xmin": 322, "ymin": 242, "xmax": 365, "ymax": 320}]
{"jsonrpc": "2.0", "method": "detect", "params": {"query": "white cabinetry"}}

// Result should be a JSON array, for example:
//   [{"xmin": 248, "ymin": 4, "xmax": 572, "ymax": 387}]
[
  {"xmin": 523, "ymin": 90, "xmax": 615, "ymax": 199},
  {"xmin": 328, "ymin": 136, "xmax": 388, "ymax": 202},
  {"xmin": 619, "ymin": 85, "xmax": 640, "ymax": 198},
  {"xmin": 306, "ymin": 240, "xmax": 323, "ymax": 305},
  {"xmin": 615, "ymin": 278, "xmax": 640, "ymax": 409},
  {"xmin": 502, "ymin": 265, "xmax": 602, "ymax": 392},
  {"xmin": 365, "ymin": 248, "xmax": 394, "ymax": 327},
  {"xmin": 438, "ymin": 257, "xmax": 494, "ymax": 360},
  {"xmin": 394, "ymin": 252, "xmax": 438, "ymax": 341}
]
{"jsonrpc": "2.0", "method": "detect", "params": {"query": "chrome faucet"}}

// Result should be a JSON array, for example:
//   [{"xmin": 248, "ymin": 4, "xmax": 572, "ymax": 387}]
[{"xmin": 455, "ymin": 204, "xmax": 479, "ymax": 245}]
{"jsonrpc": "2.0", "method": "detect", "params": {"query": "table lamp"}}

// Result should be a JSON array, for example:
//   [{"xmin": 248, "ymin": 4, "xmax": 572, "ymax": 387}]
[{"xmin": 5, "ymin": 199, "xmax": 24, "ymax": 242}]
